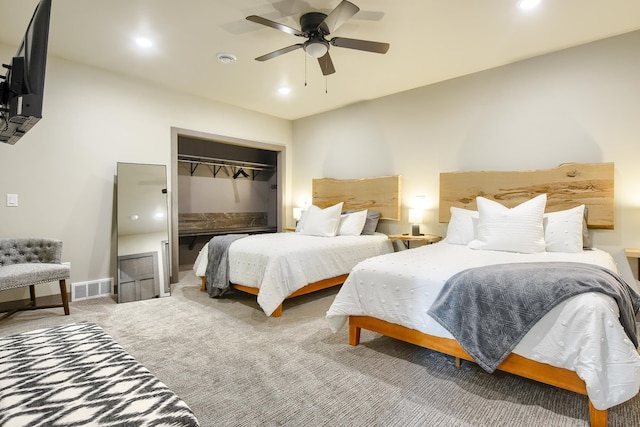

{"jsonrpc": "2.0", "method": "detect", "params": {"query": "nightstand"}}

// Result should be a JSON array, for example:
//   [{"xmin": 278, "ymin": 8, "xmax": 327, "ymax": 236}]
[
  {"xmin": 388, "ymin": 234, "xmax": 442, "ymax": 249},
  {"xmin": 625, "ymin": 248, "xmax": 640, "ymax": 280}
]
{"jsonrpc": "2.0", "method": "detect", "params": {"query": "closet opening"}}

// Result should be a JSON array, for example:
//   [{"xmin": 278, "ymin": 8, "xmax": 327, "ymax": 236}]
[{"xmin": 170, "ymin": 127, "xmax": 285, "ymax": 283}]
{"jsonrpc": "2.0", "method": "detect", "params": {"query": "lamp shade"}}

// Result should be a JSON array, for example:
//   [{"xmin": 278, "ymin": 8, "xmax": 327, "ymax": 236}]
[
  {"xmin": 408, "ymin": 208, "xmax": 424, "ymax": 224},
  {"xmin": 293, "ymin": 207, "xmax": 303, "ymax": 221}
]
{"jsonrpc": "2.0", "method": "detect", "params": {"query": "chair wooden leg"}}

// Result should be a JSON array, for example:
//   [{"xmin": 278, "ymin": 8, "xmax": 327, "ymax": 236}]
[
  {"xmin": 0, "ymin": 278, "xmax": 71, "ymax": 321},
  {"xmin": 29, "ymin": 285, "xmax": 36, "ymax": 306},
  {"xmin": 59, "ymin": 279, "xmax": 70, "ymax": 315}
]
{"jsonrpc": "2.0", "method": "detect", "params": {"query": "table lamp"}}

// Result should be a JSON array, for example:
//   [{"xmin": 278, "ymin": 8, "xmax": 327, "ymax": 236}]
[
  {"xmin": 293, "ymin": 207, "xmax": 303, "ymax": 224},
  {"xmin": 408, "ymin": 208, "xmax": 424, "ymax": 236}
]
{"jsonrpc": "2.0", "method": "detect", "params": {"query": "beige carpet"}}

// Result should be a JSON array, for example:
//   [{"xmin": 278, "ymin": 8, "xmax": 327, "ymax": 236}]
[{"xmin": 1, "ymin": 270, "xmax": 639, "ymax": 427}]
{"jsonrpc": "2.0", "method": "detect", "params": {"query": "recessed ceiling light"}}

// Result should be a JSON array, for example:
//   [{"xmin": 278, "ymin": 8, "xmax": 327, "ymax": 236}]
[
  {"xmin": 216, "ymin": 52, "xmax": 237, "ymax": 64},
  {"xmin": 129, "ymin": 214, "xmax": 139, "ymax": 220},
  {"xmin": 135, "ymin": 37, "xmax": 153, "ymax": 48},
  {"xmin": 278, "ymin": 86, "xmax": 291, "ymax": 95},
  {"xmin": 518, "ymin": 0, "xmax": 541, "ymax": 10}
]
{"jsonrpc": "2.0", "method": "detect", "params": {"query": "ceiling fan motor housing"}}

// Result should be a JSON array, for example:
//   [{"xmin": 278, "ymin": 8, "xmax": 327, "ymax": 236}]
[{"xmin": 300, "ymin": 12, "xmax": 330, "ymax": 35}]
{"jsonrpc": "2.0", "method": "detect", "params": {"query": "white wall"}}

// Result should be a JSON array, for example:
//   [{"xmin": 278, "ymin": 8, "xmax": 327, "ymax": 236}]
[
  {"xmin": 0, "ymin": 43, "xmax": 292, "ymax": 300},
  {"xmin": 292, "ymin": 31, "xmax": 640, "ymax": 252}
]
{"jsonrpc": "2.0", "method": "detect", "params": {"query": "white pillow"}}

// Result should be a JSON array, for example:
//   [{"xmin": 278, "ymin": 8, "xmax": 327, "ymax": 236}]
[
  {"xmin": 337, "ymin": 210, "xmax": 368, "ymax": 236},
  {"xmin": 299, "ymin": 202, "xmax": 344, "ymax": 237},
  {"xmin": 544, "ymin": 205, "xmax": 585, "ymax": 253},
  {"xmin": 468, "ymin": 194, "xmax": 547, "ymax": 253},
  {"xmin": 445, "ymin": 207, "xmax": 478, "ymax": 245}
]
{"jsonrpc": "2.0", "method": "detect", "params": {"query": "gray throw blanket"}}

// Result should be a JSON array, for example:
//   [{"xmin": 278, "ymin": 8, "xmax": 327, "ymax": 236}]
[
  {"xmin": 205, "ymin": 234, "xmax": 248, "ymax": 298},
  {"xmin": 427, "ymin": 262, "xmax": 640, "ymax": 373}
]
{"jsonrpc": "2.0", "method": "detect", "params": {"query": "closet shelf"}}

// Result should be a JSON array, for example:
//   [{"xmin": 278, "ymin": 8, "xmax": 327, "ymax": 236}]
[{"xmin": 178, "ymin": 154, "xmax": 275, "ymax": 179}]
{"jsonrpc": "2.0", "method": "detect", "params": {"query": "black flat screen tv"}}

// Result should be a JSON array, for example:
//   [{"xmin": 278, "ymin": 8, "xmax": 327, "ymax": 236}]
[{"xmin": 0, "ymin": 0, "xmax": 52, "ymax": 145}]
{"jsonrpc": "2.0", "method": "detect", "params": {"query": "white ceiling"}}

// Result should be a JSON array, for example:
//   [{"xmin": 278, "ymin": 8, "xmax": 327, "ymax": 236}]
[{"xmin": 1, "ymin": 0, "xmax": 639, "ymax": 120}]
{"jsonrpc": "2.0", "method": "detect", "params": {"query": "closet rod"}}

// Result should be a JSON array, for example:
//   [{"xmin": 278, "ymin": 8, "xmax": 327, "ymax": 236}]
[{"xmin": 178, "ymin": 154, "xmax": 275, "ymax": 172}]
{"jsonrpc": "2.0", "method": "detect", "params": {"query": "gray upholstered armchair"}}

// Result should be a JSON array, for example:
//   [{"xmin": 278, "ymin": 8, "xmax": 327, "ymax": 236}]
[{"xmin": 0, "ymin": 238, "xmax": 70, "ymax": 320}]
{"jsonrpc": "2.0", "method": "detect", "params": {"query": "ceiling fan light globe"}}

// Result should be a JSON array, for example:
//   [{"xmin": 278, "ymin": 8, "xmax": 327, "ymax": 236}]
[{"xmin": 304, "ymin": 40, "xmax": 329, "ymax": 58}]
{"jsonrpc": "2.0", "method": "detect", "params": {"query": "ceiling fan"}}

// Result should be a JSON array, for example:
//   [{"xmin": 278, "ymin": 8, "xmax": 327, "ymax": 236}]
[{"xmin": 246, "ymin": 0, "xmax": 390, "ymax": 76}]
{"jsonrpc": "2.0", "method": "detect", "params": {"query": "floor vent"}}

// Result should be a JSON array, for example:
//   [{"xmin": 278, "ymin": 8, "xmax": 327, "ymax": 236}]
[{"xmin": 71, "ymin": 278, "xmax": 113, "ymax": 301}]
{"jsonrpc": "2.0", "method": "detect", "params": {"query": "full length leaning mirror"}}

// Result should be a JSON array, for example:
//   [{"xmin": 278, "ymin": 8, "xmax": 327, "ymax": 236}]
[{"xmin": 116, "ymin": 162, "xmax": 170, "ymax": 303}]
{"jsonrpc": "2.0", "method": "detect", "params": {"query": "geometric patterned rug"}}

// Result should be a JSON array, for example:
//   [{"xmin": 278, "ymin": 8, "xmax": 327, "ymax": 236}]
[{"xmin": 0, "ymin": 321, "xmax": 200, "ymax": 426}]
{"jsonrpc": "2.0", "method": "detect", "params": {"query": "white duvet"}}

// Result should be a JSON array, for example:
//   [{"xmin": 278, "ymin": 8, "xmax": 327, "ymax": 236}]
[
  {"xmin": 326, "ymin": 242, "xmax": 640, "ymax": 410},
  {"xmin": 193, "ymin": 232, "xmax": 393, "ymax": 316}
]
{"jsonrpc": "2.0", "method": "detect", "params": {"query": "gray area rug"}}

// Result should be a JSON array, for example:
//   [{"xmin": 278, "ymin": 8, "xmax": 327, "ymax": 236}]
[{"xmin": 1, "ymin": 270, "xmax": 639, "ymax": 427}]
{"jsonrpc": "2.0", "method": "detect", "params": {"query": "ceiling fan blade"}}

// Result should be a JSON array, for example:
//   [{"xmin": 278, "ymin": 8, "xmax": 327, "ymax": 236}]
[
  {"xmin": 321, "ymin": 0, "xmax": 360, "ymax": 34},
  {"xmin": 255, "ymin": 44, "xmax": 303, "ymax": 61},
  {"xmin": 246, "ymin": 15, "xmax": 305, "ymax": 36},
  {"xmin": 331, "ymin": 37, "xmax": 390, "ymax": 54},
  {"xmin": 317, "ymin": 52, "xmax": 336, "ymax": 76}
]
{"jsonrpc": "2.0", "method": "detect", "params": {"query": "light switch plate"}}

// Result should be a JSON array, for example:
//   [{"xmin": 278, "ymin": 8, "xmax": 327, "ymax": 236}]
[{"xmin": 6, "ymin": 194, "xmax": 18, "ymax": 207}]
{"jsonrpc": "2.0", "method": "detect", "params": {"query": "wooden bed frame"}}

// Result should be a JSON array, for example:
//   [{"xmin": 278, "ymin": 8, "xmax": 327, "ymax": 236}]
[
  {"xmin": 349, "ymin": 316, "xmax": 606, "ymax": 427},
  {"xmin": 201, "ymin": 175, "xmax": 401, "ymax": 317},
  {"xmin": 232, "ymin": 274, "xmax": 348, "ymax": 317},
  {"xmin": 348, "ymin": 163, "xmax": 616, "ymax": 426}
]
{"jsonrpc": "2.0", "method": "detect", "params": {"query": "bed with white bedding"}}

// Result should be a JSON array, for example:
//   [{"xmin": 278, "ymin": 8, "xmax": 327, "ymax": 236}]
[
  {"xmin": 194, "ymin": 232, "xmax": 393, "ymax": 316},
  {"xmin": 327, "ymin": 243, "xmax": 640, "ymax": 410},
  {"xmin": 326, "ymin": 163, "xmax": 638, "ymax": 426},
  {"xmin": 194, "ymin": 175, "xmax": 401, "ymax": 317}
]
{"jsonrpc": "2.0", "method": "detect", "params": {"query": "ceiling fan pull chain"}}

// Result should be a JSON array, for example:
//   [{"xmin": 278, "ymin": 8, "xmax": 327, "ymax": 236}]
[
  {"xmin": 325, "ymin": 76, "xmax": 328, "ymax": 94},
  {"xmin": 304, "ymin": 54, "xmax": 308, "ymax": 86}
]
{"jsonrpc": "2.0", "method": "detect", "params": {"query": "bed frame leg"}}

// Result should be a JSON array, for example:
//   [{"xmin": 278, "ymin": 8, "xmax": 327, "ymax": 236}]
[
  {"xmin": 454, "ymin": 357, "xmax": 461, "ymax": 368},
  {"xmin": 588, "ymin": 400, "xmax": 607, "ymax": 427},
  {"xmin": 271, "ymin": 304, "xmax": 283, "ymax": 318},
  {"xmin": 349, "ymin": 323, "xmax": 361, "ymax": 346},
  {"xmin": 200, "ymin": 277, "xmax": 206, "ymax": 292}
]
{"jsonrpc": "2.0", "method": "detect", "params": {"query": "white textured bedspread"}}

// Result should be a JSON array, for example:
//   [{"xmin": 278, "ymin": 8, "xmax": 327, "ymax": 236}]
[
  {"xmin": 326, "ymin": 242, "xmax": 640, "ymax": 410},
  {"xmin": 194, "ymin": 232, "xmax": 393, "ymax": 316}
]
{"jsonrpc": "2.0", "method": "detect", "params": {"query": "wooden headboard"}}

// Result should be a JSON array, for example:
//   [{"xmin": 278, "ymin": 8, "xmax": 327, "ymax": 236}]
[
  {"xmin": 312, "ymin": 176, "xmax": 401, "ymax": 220},
  {"xmin": 439, "ymin": 162, "xmax": 614, "ymax": 229}
]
